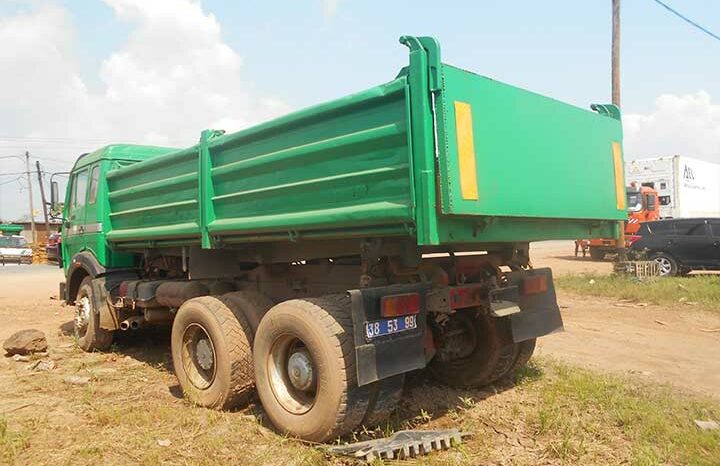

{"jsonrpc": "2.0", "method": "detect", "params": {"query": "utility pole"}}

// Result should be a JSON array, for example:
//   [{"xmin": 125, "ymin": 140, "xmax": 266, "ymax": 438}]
[
  {"xmin": 36, "ymin": 160, "xmax": 50, "ymax": 235},
  {"xmin": 611, "ymin": 0, "xmax": 626, "ymax": 262},
  {"xmin": 612, "ymin": 0, "xmax": 621, "ymax": 107},
  {"xmin": 25, "ymin": 151, "xmax": 36, "ymax": 244}
]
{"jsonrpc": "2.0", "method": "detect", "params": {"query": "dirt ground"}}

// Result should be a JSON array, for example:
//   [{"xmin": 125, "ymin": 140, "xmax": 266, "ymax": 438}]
[
  {"xmin": 530, "ymin": 240, "xmax": 613, "ymax": 275},
  {"xmin": 1, "ymin": 248, "xmax": 718, "ymax": 400},
  {"xmin": 0, "ymin": 248, "xmax": 718, "ymax": 464}
]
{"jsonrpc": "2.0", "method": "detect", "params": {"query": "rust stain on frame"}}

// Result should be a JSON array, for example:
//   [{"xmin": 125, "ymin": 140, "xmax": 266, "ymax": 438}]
[
  {"xmin": 612, "ymin": 141, "xmax": 626, "ymax": 210},
  {"xmin": 454, "ymin": 101, "xmax": 479, "ymax": 200}
]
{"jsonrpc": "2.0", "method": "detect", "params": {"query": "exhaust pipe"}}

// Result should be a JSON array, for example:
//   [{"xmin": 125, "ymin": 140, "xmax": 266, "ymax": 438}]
[{"xmin": 119, "ymin": 316, "xmax": 144, "ymax": 331}]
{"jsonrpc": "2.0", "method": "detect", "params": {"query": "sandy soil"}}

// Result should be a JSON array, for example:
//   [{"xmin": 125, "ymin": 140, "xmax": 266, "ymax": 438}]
[
  {"xmin": 1, "ymin": 257, "xmax": 718, "ymax": 401},
  {"xmin": 530, "ymin": 240, "xmax": 613, "ymax": 276}
]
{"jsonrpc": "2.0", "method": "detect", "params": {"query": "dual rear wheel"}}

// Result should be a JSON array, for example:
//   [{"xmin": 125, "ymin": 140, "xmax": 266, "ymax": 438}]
[
  {"xmin": 428, "ymin": 311, "xmax": 535, "ymax": 388},
  {"xmin": 171, "ymin": 295, "xmax": 535, "ymax": 442}
]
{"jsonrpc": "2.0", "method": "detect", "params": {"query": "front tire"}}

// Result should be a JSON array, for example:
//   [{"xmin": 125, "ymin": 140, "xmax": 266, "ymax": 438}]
[
  {"xmin": 253, "ymin": 296, "xmax": 371, "ymax": 442},
  {"xmin": 74, "ymin": 276, "xmax": 113, "ymax": 352},
  {"xmin": 171, "ymin": 296, "xmax": 255, "ymax": 409}
]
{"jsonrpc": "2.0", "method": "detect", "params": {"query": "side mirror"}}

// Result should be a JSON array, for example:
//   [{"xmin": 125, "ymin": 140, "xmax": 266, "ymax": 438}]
[{"xmin": 50, "ymin": 181, "xmax": 59, "ymax": 210}]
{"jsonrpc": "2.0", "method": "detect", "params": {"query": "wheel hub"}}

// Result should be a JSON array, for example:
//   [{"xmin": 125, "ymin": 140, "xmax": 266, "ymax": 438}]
[
  {"xmin": 267, "ymin": 335, "xmax": 317, "ymax": 414},
  {"xmin": 181, "ymin": 323, "xmax": 216, "ymax": 390},
  {"xmin": 436, "ymin": 313, "xmax": 478, "ymax": 362},
  {"xmin": 287, "ymin": 349, "xmax": 314, "ymax": 391},
  {"xmin": 196, "ymin": 338, "xmax": 214, "ymax": 371},
  {"xmin": 655, "ymin": 257, "xmax": 672, "ymax": 275}
]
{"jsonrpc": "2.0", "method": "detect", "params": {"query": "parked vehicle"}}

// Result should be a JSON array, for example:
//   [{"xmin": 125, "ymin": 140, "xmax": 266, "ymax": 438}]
[
  {"xmin": 51, "ymin": 36, "xmax": 626, "ymax": 442},
  {"xmin": 46, "ymin": 232, "xmax": 62, "ymax": 263},
  {"xmin": 0, "ymin": 235, "xmax": 32, "ymax": 265},
  {"xmin": 629, "ymin": 218, "xmax": 720, "ymax": 276},
  {"xmin": 586, "ymin": 183, "xmax": 660, "ymax": 260},
  {"xmin": 625, "ymin": 156, "xmax": 720, "ymax": 219}
]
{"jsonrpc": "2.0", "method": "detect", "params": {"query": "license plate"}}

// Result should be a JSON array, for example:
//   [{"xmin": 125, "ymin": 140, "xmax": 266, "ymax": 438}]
[{"xmin": 365, "ymin": 315, "xmax": 417, "ymax": 339}]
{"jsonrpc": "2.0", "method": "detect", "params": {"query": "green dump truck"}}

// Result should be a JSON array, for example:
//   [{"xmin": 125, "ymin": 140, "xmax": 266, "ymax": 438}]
[{"xmin": 53, "ymin": 36, "xmax": 626, "ymax": 442}]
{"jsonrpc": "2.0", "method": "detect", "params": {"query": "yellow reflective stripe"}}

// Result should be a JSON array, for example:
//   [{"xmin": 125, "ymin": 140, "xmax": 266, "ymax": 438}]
[
  {"xmin": 454, "ymin": 101, "xmax": 479, "ymax": 200},
  {"xmin": 612, "ymin": 141, "xmax": 626, "ymax": 210}
]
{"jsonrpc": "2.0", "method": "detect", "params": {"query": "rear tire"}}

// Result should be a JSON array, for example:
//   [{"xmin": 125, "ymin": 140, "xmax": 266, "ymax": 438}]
[
  {"xmin": 589, "ymin": 247, "xmax": 605, "ymax": 261},
  {"xmin": 361, "ymin": 374, "xmax": 405, "ymax": 429},
  {"xmin": 508, "ymin": 338, "xmax": 536, "ymax": 377},
  {"xmin": 171, "ymin": 296, "xmax": 255, "ymax": 409},
  {"xmin": 428, "ymin": 311, "xmax": 511, "ymax": 388},
  {"xmin": 253, "ymin": 296, "xmax": 371, "ymax": 442},
  {"xmin": 74, "ymin": 277, "xmax": 113, "ymax": 352}
]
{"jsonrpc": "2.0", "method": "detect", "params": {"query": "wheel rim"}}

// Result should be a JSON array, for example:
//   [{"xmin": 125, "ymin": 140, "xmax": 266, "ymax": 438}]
[
  {"xmin": 266, "ymin": 334, "xmax": 317, "ymax": 415},
  {"xmin": 654, "ymin": 257, "xmax": 672, "ymax": 276},
  {"xmin": 181, "ymin": 323, "xmax": 217, "ymax": 390},
  {"xmin": 74, "ymin": 296, "xmax": 91, "ymax": 339},
  {"xmin": 435, "ymin": 313, "xmax": 478, "ymax": 362}
]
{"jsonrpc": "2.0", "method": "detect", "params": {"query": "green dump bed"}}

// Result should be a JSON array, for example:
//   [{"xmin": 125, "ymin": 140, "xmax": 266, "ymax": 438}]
[{"xmin": 104, "ymin": 36, "xmax": 625, "ymax": 249}]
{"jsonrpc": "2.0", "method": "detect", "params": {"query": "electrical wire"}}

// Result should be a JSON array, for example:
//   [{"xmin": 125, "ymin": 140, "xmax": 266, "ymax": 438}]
[
  {"xmin": 0, "ymin": 177, "xmax": 23, "ymax": 187},
  {"xmin": 652, "ymin": 0, "xmax": 720, "ymax": 43}
]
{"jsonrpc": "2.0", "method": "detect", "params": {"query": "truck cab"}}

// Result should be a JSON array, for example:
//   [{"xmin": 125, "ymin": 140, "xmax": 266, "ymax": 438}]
[
  {"xmin": 585, "ymin": 184, "xmax": 659, "ymax": 260},
  {"xmin": 59, "ymin": 145, "xmax": 177, "ymax": 302},
  {"xmin": 625, "ymin": 183, "xmax": 660, "ymax": 234}
]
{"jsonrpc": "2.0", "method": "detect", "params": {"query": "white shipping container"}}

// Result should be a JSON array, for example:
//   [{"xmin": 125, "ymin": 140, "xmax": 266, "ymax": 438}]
[{"xmin": 625, "ymin": 155, "xmax": 720, "ymax": 218}]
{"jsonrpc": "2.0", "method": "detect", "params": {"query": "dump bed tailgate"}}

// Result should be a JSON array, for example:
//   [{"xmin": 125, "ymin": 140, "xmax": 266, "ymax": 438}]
[{"xmin": 436, "ymin": 64, "xmax": 626, "ymax": 221}]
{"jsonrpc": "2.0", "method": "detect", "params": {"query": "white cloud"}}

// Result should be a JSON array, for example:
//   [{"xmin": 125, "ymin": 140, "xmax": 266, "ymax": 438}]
[
  {"xmin": 623, "ymin": 91, "xmax": 720, "ymax": 164},
  {"xmin": 320, "ymin": 0, "xmax": 340, "ymax": 22},
  {"xmin": 0, "ymin": 0, "xmax": 290, "ymax": 220}
]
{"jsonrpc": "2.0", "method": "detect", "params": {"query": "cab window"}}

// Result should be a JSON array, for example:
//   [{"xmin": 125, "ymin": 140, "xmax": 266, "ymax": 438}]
[
  {"xmin": 88, "ymin": 166, "xmax": 100, "ymax": 204},
  {"xmin": 71, "ymin": 169, "xmax": 88, "ymax": 209}
]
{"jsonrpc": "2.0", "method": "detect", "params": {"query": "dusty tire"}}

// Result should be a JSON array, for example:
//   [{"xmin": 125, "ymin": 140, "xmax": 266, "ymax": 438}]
[
  {"xmin": 171, "ymin": 296, "xmax": 254, "ymax": 410},
  {"xmin": 428, "ymin": 311, "xmax": 509, "ymax": 388},
  {"xmin": 589, "ymin": 247, "xmax": 605, "ymax": 261},
  {"xmin": 220, "ymin": 290, "xmax": 274, "ymax": 334},
  {"xmin": 74, "ymin": 277, "xmax": 113, "ymax": 352},
  {"xmin": 361, "ymin": 374, "xmax": 405, "ymax": 429},
  {"xmin": 253, "ymin": 295, "xmax": 371, "ymax": 442},
  {"xmin": 510, "ymin": 338, "xmax": 536, "ymax": 375}
]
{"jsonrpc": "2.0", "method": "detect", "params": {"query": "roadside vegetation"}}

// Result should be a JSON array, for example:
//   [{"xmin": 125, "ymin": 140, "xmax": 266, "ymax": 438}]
[
  {"xmin": 556, "ymin": 273, "xmax": 720, "ymax": 312},
  {"xmin": 1, "ymin": 335, "xmax": 718, "ymax": 466}
]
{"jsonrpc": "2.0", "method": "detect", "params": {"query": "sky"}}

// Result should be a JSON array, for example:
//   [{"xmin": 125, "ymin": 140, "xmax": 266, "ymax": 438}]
[{"xmin": 1, "ymin": 0, "xmax": 719, "ymax": 221}]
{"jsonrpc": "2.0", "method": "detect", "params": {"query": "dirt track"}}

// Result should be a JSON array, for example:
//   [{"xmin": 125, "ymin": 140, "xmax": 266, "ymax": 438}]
[{"xmin": 1, "ymin": 250, "xmax": 719, "ymax": 400}]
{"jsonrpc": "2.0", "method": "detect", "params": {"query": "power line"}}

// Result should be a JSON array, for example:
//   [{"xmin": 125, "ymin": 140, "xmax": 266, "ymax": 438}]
[
  {"xmin": 0, "ymin": 177, "xmax": 23, "ymax": 187},
  {"xmin": 652, "ymin": 0, "xmax": 720, "ymax": 43}
]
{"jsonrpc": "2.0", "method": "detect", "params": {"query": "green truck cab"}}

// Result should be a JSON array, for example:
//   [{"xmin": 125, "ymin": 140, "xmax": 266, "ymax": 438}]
[{"xmin": 54, "ymin": 36, "xmax": 625, "ymax": 442}]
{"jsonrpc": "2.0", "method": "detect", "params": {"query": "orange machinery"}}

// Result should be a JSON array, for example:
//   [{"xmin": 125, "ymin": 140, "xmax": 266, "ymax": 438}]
[{"xmin": 582, "ymin": 184, "xmax": 660, "ymax": 260}]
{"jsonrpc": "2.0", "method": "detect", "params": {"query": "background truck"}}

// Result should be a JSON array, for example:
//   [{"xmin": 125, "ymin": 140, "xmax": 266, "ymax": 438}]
[
  {"xmin": 625, "ymin": 155, "xmax": 720, "ymax": 219},
  {"xmin": 585, "ymin": 183, "xmax": 660, "ymax": 260},
  {"xmin": 52, "ymin": 36, "xmax": 626, "ymax": 443},
  {"xmin": 0, "ymin": 224, "xmax": 32, "ymax": 264}
]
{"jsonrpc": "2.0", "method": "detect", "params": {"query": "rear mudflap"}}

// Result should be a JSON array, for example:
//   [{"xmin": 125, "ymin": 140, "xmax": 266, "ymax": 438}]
[
  {"xmin": 348, "ymin": 284, "xmax": 429, "ymax": 387},
  {"xmin": 495, "ymin": 267, "xmax": 564, "ymax": 343}
]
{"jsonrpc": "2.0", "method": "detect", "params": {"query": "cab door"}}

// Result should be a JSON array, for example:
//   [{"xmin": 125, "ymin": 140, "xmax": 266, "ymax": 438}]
[{"xmin": 62, "ymin": 167, "xmax": 89, "ymax": 265}]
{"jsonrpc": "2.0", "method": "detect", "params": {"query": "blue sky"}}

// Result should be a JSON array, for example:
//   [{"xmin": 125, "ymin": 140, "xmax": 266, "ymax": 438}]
[
  {"xmin": 57, "ymin": 0, "xmax": 720, "ymax": 113},
  {"xmin": 1, "ymin": 0, "xmax": 719, "ymax": 221}
]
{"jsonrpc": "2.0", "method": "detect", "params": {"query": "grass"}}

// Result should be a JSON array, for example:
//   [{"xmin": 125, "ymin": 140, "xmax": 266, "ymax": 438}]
[
  {"xmin": 526, "ymin": 360, "xmax": 720, "ymax": 466},
  {"xmin": 555, "ymin": 273, "xmax": 720, "ymax": 312},
  {"xmin": 1, "ymin": 336, "xmax": 719, "ymax": 465}
]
